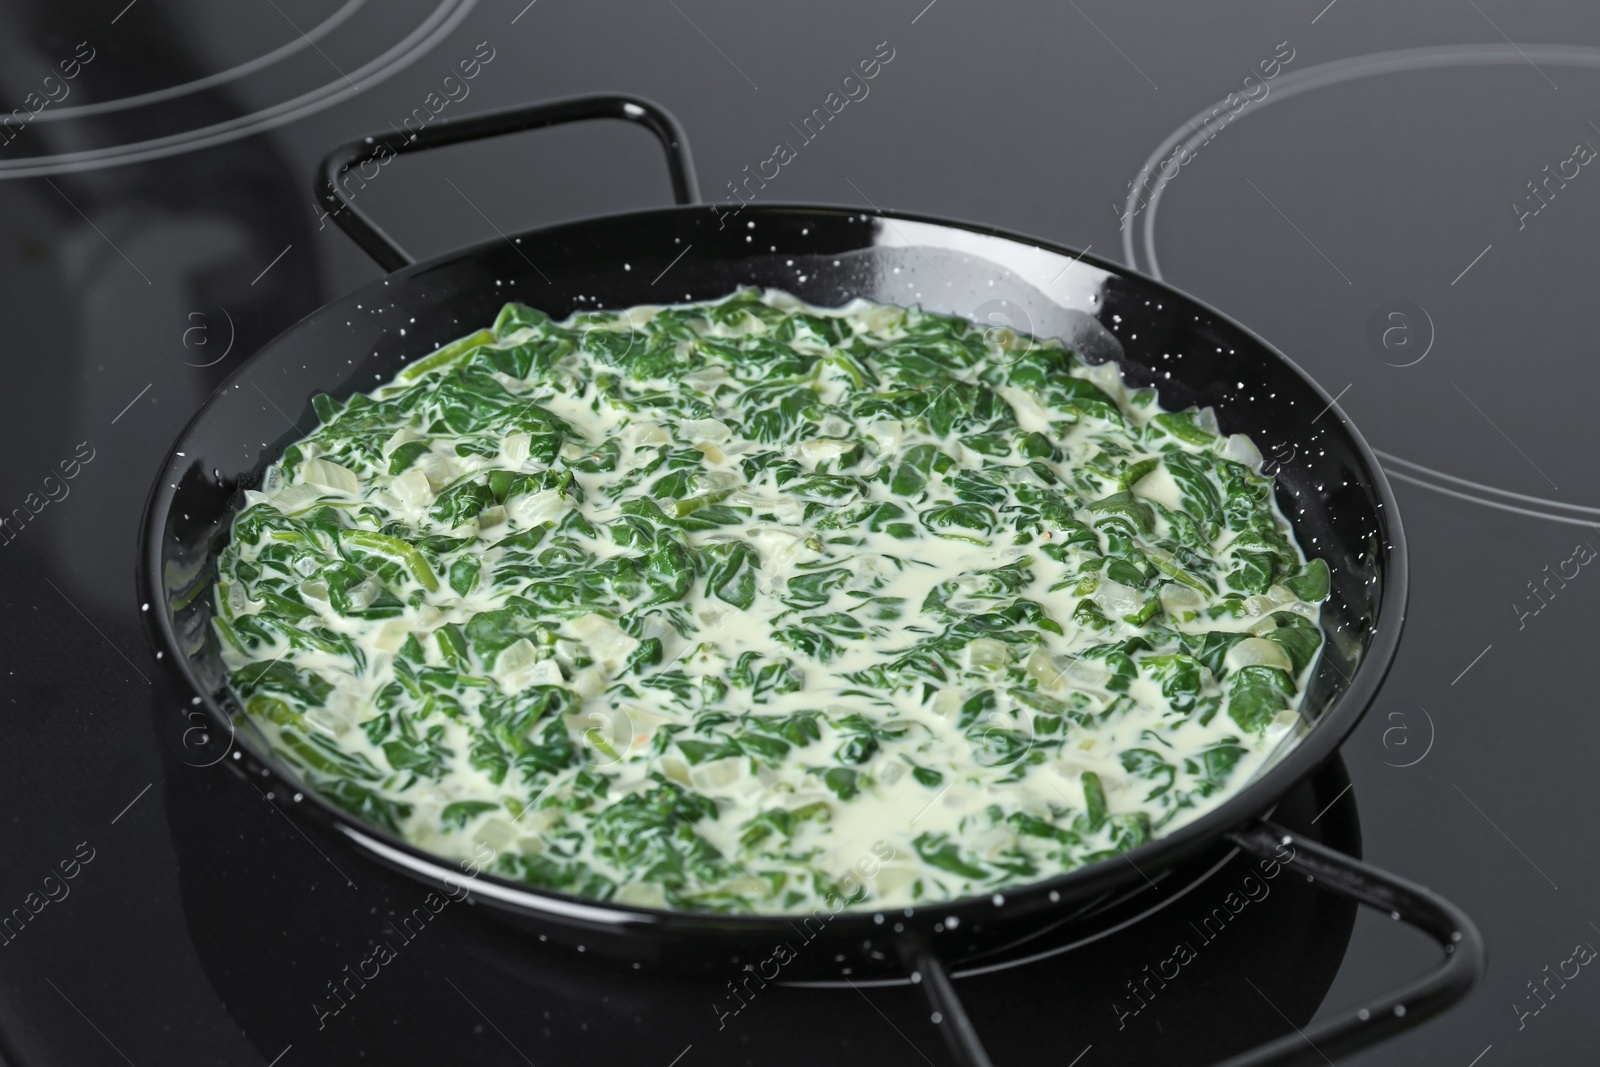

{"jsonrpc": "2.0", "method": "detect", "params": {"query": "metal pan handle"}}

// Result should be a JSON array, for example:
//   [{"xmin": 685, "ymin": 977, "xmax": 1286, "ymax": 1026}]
[
  {"xmin": 316, "ymin": 94, "xmax": 699, "ymax": 271},
  {"xmin": 902, "ymin": 818, "xmax": 1485, "ymax": 1067}
]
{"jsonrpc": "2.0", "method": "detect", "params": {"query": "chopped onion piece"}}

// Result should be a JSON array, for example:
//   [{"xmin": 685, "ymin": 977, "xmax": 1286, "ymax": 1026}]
[
  {"xmin": 1092, "ymin": 577, "xmax": 1141, "ymax": 618},
  {"xmin": 1248, "ymin": 615, "xmax": 1280, "ymax": 636},
  {"xmin": 297, "ymin": 578, "xmax": 331, "ymax": 615},
  {"xmin": 798, "ymin": 438, "xmax": 854, "ymax": 466},
  {"xmin": 1025, "ymin": 647, "xmax": 1064, "ymax": 689},
  {"xmin": 680, "ymin": 417, "xmax": 732, "ymax": 442},
  {"xmin": 501, "ymin": 432, "xmax": 531, "ymax": 466},
  {"xmin": 345, "ymin": 577, "xmax": 380, "ymax": 611},
  {"xmin": 632, "ymin": 422, "xmax": 671, "ymax": 446},
  {"xmin": 506, "ymin": 489, "xmax": 566, "ymax": 526},
  {"xmin": 267, "ymin": 484, "xmax": 323, "ymax": 514},
  {"xmin": 382, "ymin": 427, "xmax": 423, "ymax": 456},
  {"xmin": 1221, "ymin": 433, "xmax": 1263, "ymax": 470},
  {"xmin": 1225, "ymin": 637, "xmax": 1293, "ymax": 673},
  {"xmin": 966, "ymin": 638, "xmax": 1010, "ymax": 671},
  {"xmin": 691, "ymin": 756, "xmax": 746, "ymax": 790},
  {"xmin": 389, "ymin": 468, "xmax": 432, "ymax": 508},
  {"xmin": 569, "ymin": 614, "xmax": 639, "ymax": 672},
  {"xmin": 301, "ymin": 457, "xmax": 360, "ymax": 494},
  {"xmin": 931, "ymin": 688, "xmax": 965, "ymax": 719},
  {"xmin": 1159, "ymin": 582, "xmax": 1204, "ymax": 623}
]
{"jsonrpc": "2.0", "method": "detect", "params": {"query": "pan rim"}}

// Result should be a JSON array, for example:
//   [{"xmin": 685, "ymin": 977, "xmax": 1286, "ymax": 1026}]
[{"xmin": 138, "ymin": 200, "xmax": 1408, "ymax": 937}]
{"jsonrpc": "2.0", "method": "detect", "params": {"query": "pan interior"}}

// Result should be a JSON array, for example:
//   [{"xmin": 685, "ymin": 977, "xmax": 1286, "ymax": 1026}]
[{"xmin": 145, "ymin": 204, "xmax": 1395, "ymax": 919}]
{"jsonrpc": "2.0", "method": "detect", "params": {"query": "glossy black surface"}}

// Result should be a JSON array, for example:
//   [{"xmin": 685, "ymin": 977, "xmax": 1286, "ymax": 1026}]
[{"xmin": 6, "ymin": 1, "xmax": 1600, "ymax": 1064}]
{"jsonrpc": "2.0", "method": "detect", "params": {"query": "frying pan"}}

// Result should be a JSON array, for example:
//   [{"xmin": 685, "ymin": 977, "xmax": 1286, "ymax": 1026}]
[{"xmin": 138, "ymin": 95, "xmax": 1483, "ymax": 1067}]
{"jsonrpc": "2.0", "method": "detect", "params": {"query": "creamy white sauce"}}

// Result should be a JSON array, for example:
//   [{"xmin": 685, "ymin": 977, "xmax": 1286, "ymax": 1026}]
[{"xmin": 218, "ymin": 290, "xmax": 1321, "ymax": 913}]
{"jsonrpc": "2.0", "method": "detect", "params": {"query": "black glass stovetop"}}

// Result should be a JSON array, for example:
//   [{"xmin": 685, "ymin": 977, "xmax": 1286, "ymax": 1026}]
[{"xmin": 4, "ymin": 0, "xmax": 1598, "ymax": 1063}]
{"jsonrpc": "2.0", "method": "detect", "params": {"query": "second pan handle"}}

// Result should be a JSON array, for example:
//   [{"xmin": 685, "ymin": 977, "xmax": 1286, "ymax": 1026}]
[
  {"xmin": 902, "ymin": 818, "xmax": 1485, "ymax": 1067},
  {"xmin": 317, "ymin": 94, "xmax": 699, "ymax": 271}
]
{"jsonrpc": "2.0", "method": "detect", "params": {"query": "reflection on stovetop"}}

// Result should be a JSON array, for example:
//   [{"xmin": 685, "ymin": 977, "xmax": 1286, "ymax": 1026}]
[
  {"xmin": 0, "ymin": 0, "xmax": 476, "ymax": 179},
  {"xmin": 19, "ymin": 3, "xmax": 1600, "ymax": 1063},
  {"xmin": 161, "ymin": 689, "xmax": 1359, "ymax": 1067}
]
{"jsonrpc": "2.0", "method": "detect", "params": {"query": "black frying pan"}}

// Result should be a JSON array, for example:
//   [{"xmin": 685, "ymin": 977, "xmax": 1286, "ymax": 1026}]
[{"xmin": 138, "ymin": 95, "xmax": 1482, "ymax": 1067}]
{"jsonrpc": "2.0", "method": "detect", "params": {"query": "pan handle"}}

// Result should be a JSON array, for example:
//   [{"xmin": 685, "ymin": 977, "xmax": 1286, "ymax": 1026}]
[
  {"xmin": 902, "ymin": 818, "xmax": 1484, "ymax": 1067},
  {"xmin": 316, "ymin": 94, "xmax": 699, "ymax": 271}
]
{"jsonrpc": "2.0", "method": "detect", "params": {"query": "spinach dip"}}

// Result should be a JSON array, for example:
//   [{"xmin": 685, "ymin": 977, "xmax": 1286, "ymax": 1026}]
[{"xmin": 215, "ymin": 289, "xmax": 1328, "ymax": 914}]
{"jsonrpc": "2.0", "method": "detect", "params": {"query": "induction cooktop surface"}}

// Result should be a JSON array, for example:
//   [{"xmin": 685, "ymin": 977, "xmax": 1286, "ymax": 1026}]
[{"xmin": 3, "ymin": 1, "xmax": 1598, "ymax": 1064}]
